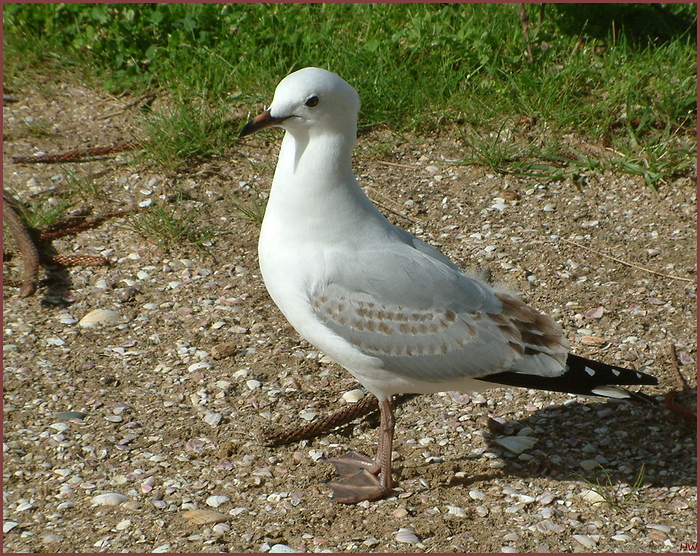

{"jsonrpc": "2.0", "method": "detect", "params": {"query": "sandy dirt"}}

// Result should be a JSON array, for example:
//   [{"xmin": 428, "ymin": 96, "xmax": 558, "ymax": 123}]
[{"xmin": 3, "ymin": 76, "xmax": 697, "ymax": 553}]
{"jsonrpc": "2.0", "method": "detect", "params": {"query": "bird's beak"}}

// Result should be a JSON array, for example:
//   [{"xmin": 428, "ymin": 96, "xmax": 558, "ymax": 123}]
[{"xmin": 238, "ymin": 109, "xmax": 288, "ymax": 139}]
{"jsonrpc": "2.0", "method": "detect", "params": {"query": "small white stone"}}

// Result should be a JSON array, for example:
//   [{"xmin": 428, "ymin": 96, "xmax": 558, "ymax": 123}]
[
  {"xmin": 246, "ymin": 379, "xmax": 261, "ymax": 390},
  {"xmin": 92, "ymin": 493, "xmax": 127, "ymax": 506},
  {"xmin": 79, "ymin": 309, "xmax": 120, "ymax": 327},
  {"xmin": 137, "ymin": 270, "xmax": 151, "ymax": 280},
  {"xmin": 15, "ymin": 502, "xmax": 34, "ymax": 512},
  {"xmin": 491, "ymin": 197, "xmax": 508, "ymax": 211},
  {"xmin": 269, "ymin": 544, "xmax": 299, "ymax": 553},
  {"xmin": 188, "ymin": 362, "xmax": 211, "ymax": 372},
  {"xmin": 3, "ymin": 521, "xmax": 19, "ymax": 533},
  {"xmin": 153, "ymin": 544, "xmax": 171, "ymax": 553},
  {"xmin": 204, "ymin": 412, "xmax": 223, "ymax": 426},
  {"xmin": 501, "ymin": 546, "xmax": 519, "ymax": 553},
  {"xmin": 495, "ymin": 436, "xmax": 537, "ymax": 454},
  {"xmin": 468, "ymin": 489, "xmax": 485, "ymax": 500},
  {"xmin": 446, "ymin": 505, "xmax": 468, "ymax": 517},
  {"xmin": 647, "ymin": 523, "xmax": 671, "ymax": 533},
  {"xmin": 342, "ymin": 389, "xmax": 365, "ymax": 403},
  {"xmin": 581, "ymin": 489, "xmax": 606, "ymax": 504},
  {"xmin": 206, "ymin": 495, "xmax": 230, "ymax": 508},
  {"xmin": 116, "ymin": 519, "xmax": 131, "ymax": 531},
  {"xmin": 308, "ymin": 449, "xmax": 324, "ymax": 462},
  {"xmin": 300, "ymin": 412, "xmax": 317, "ymax": 421},
  {"xmin": 611, "ymin": 534, "xmax": 632, "ymax": 542},
  {"xmin": 50, "ymin": 422, "xmax": 70, "ymax": 432},
  {"xmin": 543, "ymin": 204, "xmax": 556, "ymax": 212},
  {"xmin": 573, "ymin": 534, "xmax": 597, "ymax": 549},
  {"xmin": 212, "ymin": 523, "xmax": 231, "ymax": 535},
  {"xmin": 58, "ymin": 314, "xmax": 78, "ymax": 324},
  {"xmin": 395, "ymin": 528, "xmax": 422, "ymax": 545}
]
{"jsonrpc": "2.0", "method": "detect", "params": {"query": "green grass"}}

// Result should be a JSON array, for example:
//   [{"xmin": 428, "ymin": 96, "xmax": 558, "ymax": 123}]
[
  {"xmin": 579, "ymin": 464, "xmax": 647, "ymax": 511},
  {"xmin": 4, "ymin": 3, "xmax": 696, "ymax": 188},
  {"xmin": 127, "ymin": 192, "xmax": 225, "ymax": 249},
  {"xmin": 5, "ymin": 186, "xmax": 78, "ymax": 232}
]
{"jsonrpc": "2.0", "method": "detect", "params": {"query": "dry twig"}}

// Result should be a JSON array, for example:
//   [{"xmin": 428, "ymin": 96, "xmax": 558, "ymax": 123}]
[{"xmin": 559, "ymin": 237, "xmax": 693, "ymax": 283}]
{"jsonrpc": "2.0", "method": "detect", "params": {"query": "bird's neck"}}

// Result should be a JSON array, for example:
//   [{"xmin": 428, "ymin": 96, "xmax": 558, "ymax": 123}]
[{"xmin": 275, "ymin": 128, "xmax": 356, "ymax": 190}]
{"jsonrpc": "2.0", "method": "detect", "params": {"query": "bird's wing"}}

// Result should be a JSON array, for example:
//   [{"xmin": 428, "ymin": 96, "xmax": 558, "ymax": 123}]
[{"xmin": 309, "ymin": 244, "xmax": 569, "ymax": 382}]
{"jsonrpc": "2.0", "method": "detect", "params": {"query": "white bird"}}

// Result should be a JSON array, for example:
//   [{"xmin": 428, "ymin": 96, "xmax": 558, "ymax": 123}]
[{"xmin": 239, "ymin": 67, "xmax": 658, "ymax": 504}]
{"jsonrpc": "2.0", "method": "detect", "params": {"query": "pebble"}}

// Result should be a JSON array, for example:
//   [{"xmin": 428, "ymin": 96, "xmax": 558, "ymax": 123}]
[
  {"xmin": 3, "ymin": 521, "xmax": 19, "ymax": 533},
  {"xmin": 395, "ymin": 528, "xmax": 423, "ymax": 546},
  {"xmin": 116, "ymin": 519, "xmax": 131, "ymax": 531},
  {"xmin": 581, "ymin": 489, "xmax": 606, "ymax": 504},
  {"xmin": 611, "ymin": 534, "xmax": 632, "ymax": 542},
  {"xmin": 269, "ymin": 544, "xmax": 299, "ymax": 553},
  {"xmin": 57, "ymin": 411, "xmax": 86, "ymax": 421},
  {"xmin": 41, "ymin": 533, "xmax": 63, "ymax": 544},
  {"xmin": 475, "ymin": 505, "xmax": 489, "ymax": 517},
  {"xmin": 579, "ymin": 459, "xmax": 600, "ymax": 471},
  {"xmin": 92, "ymin": 493, "xmax": 127, "ymax": 506},
  {"xmin": 212, "ymin": 523, "xmax": 231, "ymax": 535},
  {"xmin": 247, "ymin": 380, "xmax": 261, "ymax": 390},
  {"xmin": 50, "ymin": 422, "xmax": 70, "ymax": 432},
  {"xmin": 446, "ymin": 505, "xmax": 468, "ymax": 517},
  {"xmin": 15, "ymin": 502, "xmax": 35, "ymax": 512},
  {"xmin": 392, "ymin": 507, "xmax": 408, "ymax": 518},
  {"xmin": 581, "ymin": 335, "xmax": 606, "ymax": 346},
  {"xmin": 300, "ymin": 412, "xmax": 317, "ymax": 421},
  {"xmin": 79, "ymin": 309, "xmax": 120, "ymax": 327},
  {"xmin": 205, "ymin": 495, "xmax": 229, "ymax": 508},
  {"xmin": 153, "ymin": 544, "xmax": 171, "ymax": 553},
  {"xmin": 188, "ymin": 362, "xmax": 211, "ymax": 372},
  {"xmin": 469, "ymin": 489, "xmax": 485, "ymax": 500},
  {"xmin": 183, "ymin": 509, "xmax": 229, "ymax": 525},
  {"xmin": 573, "ymin": 534, "xmax": 597, "ymax": 549},
  {"xmin": 58, "ymin": 314, "xmax": 78, "ymax": 325},
  {"xmin": 646, "ymin": 524, "xmax": 671, "ymax": 533},
  {"xmin": 211, "ymin": 342, "xmax": 237, "ymax": 359},
  {"xmin": 204, "ymin": 412, "xmax": 223, "ymax": 426},
  {"xmin": 495, "ymin": 436, "xmax": 537, "ymax": 454},
  {"xmin": 501, "ymin": 546, "xmax": 519, "ymax": 553},
  {"xmin": 342, "ymin": 389, "xmax": 365, "ymax": 403}
]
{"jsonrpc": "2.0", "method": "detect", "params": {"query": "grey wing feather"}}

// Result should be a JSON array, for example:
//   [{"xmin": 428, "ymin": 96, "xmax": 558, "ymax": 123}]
[{"xmin": 310, "ymin": 244, "xmax": 569, "ymax": 382}]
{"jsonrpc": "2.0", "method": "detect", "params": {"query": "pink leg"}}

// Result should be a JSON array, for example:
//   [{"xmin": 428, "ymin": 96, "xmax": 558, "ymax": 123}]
[{"xmin": 326, "ymin": 398, "xmax": 396, "ymax": 503}]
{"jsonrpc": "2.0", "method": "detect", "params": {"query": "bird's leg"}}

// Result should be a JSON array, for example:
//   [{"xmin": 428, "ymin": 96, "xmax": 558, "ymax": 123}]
[
  {"xmin": 326, "ymin": 398, "xmax": 395, "ymax": 503},
  {"xmin": 376, "ymin": 398, "xmax": 396, "ymax": 490}
]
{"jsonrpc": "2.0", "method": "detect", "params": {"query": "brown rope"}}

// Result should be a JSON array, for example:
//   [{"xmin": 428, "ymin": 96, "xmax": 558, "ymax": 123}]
[
  {"xmin": 3, "ymin": 192, "xmax": 40, "ymax": 297},
  {"xmin": 12, "ymin": 141, "xmax": 142, "ymax": 164},
  {"xmin": 262, "ymin": 393, "xmax": 419, "ymax": 446},
  {"xmin": 48, "ymin": 254, "xmax": 108, "ymax": 267}
]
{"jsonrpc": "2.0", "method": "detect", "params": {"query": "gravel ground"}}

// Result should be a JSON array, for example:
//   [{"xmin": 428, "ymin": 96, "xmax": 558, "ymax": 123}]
[{"xmin": 3, "ymin": 78, "xmax": 697, "ymax": 553}]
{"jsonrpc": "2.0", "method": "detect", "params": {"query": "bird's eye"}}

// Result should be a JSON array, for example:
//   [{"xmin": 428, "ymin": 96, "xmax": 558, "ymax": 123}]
[{"xmin": 305, "ymin": 95, "xmax": 319, "ymax": 107}]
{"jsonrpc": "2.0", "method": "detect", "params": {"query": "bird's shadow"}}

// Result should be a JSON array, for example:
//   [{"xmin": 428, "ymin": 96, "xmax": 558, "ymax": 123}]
[{"xmin": 403, "ymin": 397, "xmax": 696, "ymax": 492}]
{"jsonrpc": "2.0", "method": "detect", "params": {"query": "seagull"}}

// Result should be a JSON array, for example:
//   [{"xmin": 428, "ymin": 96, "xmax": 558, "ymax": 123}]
[{"xmin": 238, "ymin": 67, "xmax": 658, "ymax": 504}]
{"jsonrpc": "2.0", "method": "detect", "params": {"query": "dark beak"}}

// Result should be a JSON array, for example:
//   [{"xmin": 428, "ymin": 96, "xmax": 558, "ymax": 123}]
[{"xmin": 238, "ymin": 109, "xmax": 289, "ymax": 139}]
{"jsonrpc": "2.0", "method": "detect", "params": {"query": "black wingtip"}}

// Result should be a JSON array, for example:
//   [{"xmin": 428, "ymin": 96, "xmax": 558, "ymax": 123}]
[{"xmin": 479, "ymin": 353, "xmax": 659, "ymax": 403}]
